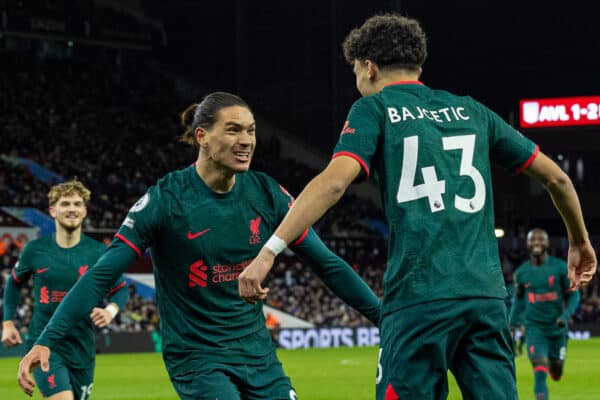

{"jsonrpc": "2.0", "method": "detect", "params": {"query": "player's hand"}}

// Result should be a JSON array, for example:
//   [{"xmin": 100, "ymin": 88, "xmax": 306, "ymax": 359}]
[
  {"xmin": 556, "ymin": 317, "xmax": 567, "ymax": 328},
  {"xmin": 90, "ymin": 307, "xmax": 113, "ymax": 328},
  {"xmin": 238, "ymin": 247, "xmax": 274, "ymax": 304},
  {"xmin": 1, "ymin": 321, "xmax": 23, "ymax": 347},
  {"xmin": 18, "ymin": 344, "xmax": 51, "ymax": 397},
  {"xmin": 567, "ymin": 240, "xmax": 597, "ymax": 289}
]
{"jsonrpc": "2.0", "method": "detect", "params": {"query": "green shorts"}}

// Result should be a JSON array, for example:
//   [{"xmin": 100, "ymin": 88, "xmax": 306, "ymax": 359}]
[
  {"xmin": 33, "ymin": 352, "xmax": 94, "ymax": 399},
  {"xmin": 377, "ymin": 298, "xmax": 516, "ymax": 400},
  {"xmin": 170, "ymin": 350, "xmax": 297, "ymax": 400},
  {"xmin": 525, "ymin": 324, "xmax": 568, "ymax": 362}
]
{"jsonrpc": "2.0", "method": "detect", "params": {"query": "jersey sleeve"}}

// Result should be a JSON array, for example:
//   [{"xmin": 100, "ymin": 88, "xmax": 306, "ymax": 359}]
[
  {"xmin": 10, "ymin": 242, "xmax": 34, "ymax": 283},
  {"xmin": 481, "ymin": 101, "xmax": 539, "ymax": 174},
  {"xmin": 558, "ymin": 261, "xmax": 573, "ymax": 293},
  {"xmin": 115, "ymin": 186, "xmax": 164, "ymax": 256},
  {"xmin": 332, "ymin": 97, "xmax": 383, "ymax": 179},
  {"xmin": 292, "ymin": 228, "xmax": 381, "ymax": 325}
]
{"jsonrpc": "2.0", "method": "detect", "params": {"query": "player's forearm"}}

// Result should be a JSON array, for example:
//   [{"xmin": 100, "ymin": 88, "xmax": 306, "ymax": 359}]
[
  {"xmin": 544, "ymin": 175, "xmax": 588, "ymax": 245},
  {"xmin": 274, "ymin": 171, "xmax": 348, "ymax": 245},
  {"xmin": 2, "ymin": 274, "xmax": 21, "ymax": 322},
  {"xmin": 35, "ymin": 240, "xmax": 137, "ymax": 347},
  {"xmin": 107, "ymin": 277, "xmax": 130, "ymax": 310},
  {"xmin": 295, "ymin": 230, "xmax": 381, "ymax": 325},
  {"xmin": 563, "ymin": 290, "xmax": 581, "ymax": 319},
  {"xmin": 526, "ymin": 154, "xmax": 589, "ymax": 245},
  {"xmin": 508, "ymin": 295, "xmax": 525, "ymax": 326}
]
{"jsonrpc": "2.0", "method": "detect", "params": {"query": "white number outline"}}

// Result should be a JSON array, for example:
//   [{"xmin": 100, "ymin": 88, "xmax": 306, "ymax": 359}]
[{"xmin": 396, "ymin": 134, "xmax": 485, "ymax": 213}]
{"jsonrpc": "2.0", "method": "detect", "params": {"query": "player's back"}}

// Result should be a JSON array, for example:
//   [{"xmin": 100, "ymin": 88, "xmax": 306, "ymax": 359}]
[{"xmin": 342, "ymin": 82, "xmax": 537, "ymax": 314}]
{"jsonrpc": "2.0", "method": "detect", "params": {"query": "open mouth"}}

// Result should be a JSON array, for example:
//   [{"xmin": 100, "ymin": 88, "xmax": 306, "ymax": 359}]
[{"xmin": 233, "ymin": 151, "xmax": 251, "ymax": 162}]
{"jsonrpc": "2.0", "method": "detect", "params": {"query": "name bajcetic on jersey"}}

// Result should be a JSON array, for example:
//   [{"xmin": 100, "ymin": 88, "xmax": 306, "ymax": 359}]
[{"xmin": 387, "ymin": 106, "xmax": 470, "ymax": 123}]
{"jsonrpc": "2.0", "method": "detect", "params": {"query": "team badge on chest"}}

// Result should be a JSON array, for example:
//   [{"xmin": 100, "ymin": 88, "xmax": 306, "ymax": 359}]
[{"xmin": 249, "ymin": 216, "xmax": 262, "ymax": 244}]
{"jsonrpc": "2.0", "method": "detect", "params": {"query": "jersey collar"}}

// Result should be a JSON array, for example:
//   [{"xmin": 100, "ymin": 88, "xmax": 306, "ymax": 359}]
[{"xmin": 384, "ymin": 80, "xmax": 424, "ymax": 87}]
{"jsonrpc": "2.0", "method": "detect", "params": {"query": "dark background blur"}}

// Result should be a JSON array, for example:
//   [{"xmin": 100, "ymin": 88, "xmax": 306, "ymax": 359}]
[{"xmin": 146, "ymin": 0, "xmax": 600, "ymax": 150}]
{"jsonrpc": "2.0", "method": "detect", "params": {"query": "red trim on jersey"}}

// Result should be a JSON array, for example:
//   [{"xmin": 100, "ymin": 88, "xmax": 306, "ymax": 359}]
[
  {"xmin": 385, "ymin": 383, "xmax": 399, "ymax": 400},
  {"xmin": 534, "ymin": 365, "xmax": 549, "ymax": 373},
  {"xmin": 384, "ymin": 80, "xmax": 424, "ymax": 87},
  {"xmin": 290, "ymin": 228, "xmax": 310, "ymax": 247},
  {"xmin": 514, "ymin": 145, "xmax": 540, "ymax": 175},
  {"xmin": 115, "ymin": 233, "xmax": 142, "ymax": 257},
  {"xmin": 11, "ymin": 268, "xmax": 21, "ymax": 283},
  {"xmin": 332, "ymin": 151, "xmax": 370, "ymax": 177},
  {"xmin": 108, "ymin": 280, "xmax": 127, "ymax": 296}
]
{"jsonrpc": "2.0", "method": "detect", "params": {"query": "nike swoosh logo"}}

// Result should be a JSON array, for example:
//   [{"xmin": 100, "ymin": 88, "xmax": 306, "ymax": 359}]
[
  {"xmin": 187, "ymin": 229, "xmax": 211, "ymax": 240},
  {"xmin": 36, "ymin": 268, "xmax": 49, "ymax": 274}
]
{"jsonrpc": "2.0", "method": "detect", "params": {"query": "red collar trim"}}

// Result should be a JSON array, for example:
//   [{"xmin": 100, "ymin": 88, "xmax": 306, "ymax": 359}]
[{"xmin": 385, "ymin": 80, "xmax": 424, "ymax": 87}]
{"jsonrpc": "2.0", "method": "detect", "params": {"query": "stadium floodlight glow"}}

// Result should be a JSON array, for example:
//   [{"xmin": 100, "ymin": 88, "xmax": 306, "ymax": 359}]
[
  {"xmin": 520, "ymin": 96, "xmax": 600, "ymax": 128},
  {"xmin": 494, "ymin": 228, "xmax": 505, "ymax": 238}
]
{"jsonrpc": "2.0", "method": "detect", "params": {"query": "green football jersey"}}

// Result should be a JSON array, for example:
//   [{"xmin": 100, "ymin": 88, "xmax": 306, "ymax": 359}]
[
  {"xmin": 334, "ymin": 82, "xmax": 538, "ymax": 314},
  {"xmin": 115, "ymin": 166, "xmax": 308, "ymax": 376},
  {"xmin": 10, "ymin": 234, "xmax": 121, "ymax": 368},
  {"xmin": 514, "ymin": 256, "xmax": 572, "ymax": 326}
]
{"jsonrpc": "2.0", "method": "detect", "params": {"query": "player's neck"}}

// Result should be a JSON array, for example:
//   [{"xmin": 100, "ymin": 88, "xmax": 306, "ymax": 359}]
[
  {"xmin": 376, "ymin": 70, "xmax": 421, "ymax": 91},
  {"xmin": 195, "ymin": 161, "xmax": 236, "ymax": 193},
  {"xmin": 55, "ymin": 226, "xmax": 82, "ymax": 248},
  {"xmin": 530, "ymin": 253, "xmax": 548, "ymax": 266}
]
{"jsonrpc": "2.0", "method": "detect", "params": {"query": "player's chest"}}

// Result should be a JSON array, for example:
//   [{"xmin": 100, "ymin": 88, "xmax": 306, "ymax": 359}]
[
  {"xmin": 167, "ymin": 200, "xmax": 277, "ymax": 258},
  {"xmin": 525, "ymin": 269, "xmax": 559, "ymax": 292},
  {"xmin": 30, "ymin": 250, "xmax": 95, "ymax": 286}
]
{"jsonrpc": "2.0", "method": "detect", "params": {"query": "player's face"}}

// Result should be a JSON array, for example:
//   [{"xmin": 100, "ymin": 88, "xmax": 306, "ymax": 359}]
[
  {"xmin": 353, "ymin": 59, "xmax": 376, "ymax": 97},
  {"xmin": 526, "ymin": 230, "xmax": 549, "ymax": 257},
  {"xmin": 49, "ymin": 194, "xmax": 87, "ymax": 231},
  {"xmin": 202, "ymin": 106, "xmax": 256, "ymax": 173}
]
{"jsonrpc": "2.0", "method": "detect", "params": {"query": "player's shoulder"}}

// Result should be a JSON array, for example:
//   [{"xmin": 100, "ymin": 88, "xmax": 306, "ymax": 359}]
[
  {"xmin": 548, "ymin": 255, "xmax": 568, "ymax": 270},
  {"xmin": 242, "ymin": 170, "xmax": 281, "ymax": 192},
  {"xmin": 79, "ymin": 234, "xmax": 105, "ymax": 250},
  {"xmin": 350, "ymin": 94, "xmax": 384, "ymax": 114},
  {"xmin": 514, "ymin": 262, "xmax": 531, "ymax": 278},
  {"xmin": 142, "ymin": 165, "xmax": 196, "ymax": 206},
  {"xmin": 155, "ymin": 165, "xmax": 193, "ymax": 192},
  {"xmin": 19, "ymin": 235, "xmax": 45, "ymax": 254}
]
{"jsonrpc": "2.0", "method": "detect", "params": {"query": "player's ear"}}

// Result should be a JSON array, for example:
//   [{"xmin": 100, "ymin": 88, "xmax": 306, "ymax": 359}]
[
  {"xmin": 49, "ymin": 206, "xmax": 56, "ymax": 219},
  {"xmin": 81, "ymin": 206, "xmax": 88, "ymax": 219},
  {"xmin": 195, "ymin": 127, "xmax": 208, "ymax": 148},
  {"xmin": 365, "ymin": 59, "xmax": 377, "ymax": 80}
]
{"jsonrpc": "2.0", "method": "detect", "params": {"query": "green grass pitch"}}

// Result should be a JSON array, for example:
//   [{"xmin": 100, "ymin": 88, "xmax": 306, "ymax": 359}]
[{"xmin": 1, "ymin": 339, "xmax": 599, "ymax": 399}]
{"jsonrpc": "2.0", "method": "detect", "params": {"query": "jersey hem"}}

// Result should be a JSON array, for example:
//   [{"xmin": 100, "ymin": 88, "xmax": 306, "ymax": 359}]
[
  {"xmin": 290, "ymin": 228, "xmax": 309, "ymax": 247},
  {"xmin": 381, "ymin": 294, "xmax": 506, "ymax": 316},
  {"xmin": 114, "ymin": 233, "xmax": 142, "ymax": 257},
  {"xmin": 332, "ymin": 151, "xmax": 370, "ymax": 177},
  {"xmin": 514, "ymin": 144, "xmax": 540, "ymax": 175}
]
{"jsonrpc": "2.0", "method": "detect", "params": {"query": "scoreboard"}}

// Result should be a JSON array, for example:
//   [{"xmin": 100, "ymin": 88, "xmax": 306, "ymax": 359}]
[{"xmin": 520, "ymin": 96, "xmax": 600, "ymax": 128}]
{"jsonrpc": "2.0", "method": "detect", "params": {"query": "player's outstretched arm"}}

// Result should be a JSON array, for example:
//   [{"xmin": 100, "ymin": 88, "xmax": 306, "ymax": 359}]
[
  {"xmin": 293, "ymin": 229, "xmax": 381, "ymax": 325},
  {"xmin": 524, "ymin": 152, "xmax": 597, "ymax": 288},
  {"xmin": 239, "ymin": 156, "xmax": 361, "ymax": 303}
]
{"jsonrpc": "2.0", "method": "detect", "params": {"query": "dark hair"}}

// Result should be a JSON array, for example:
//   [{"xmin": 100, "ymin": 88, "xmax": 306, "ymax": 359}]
[
  {"xmin": 342, "ymin": 14, "xmax": 427, "ymax": 72},
  {"xmin": 179, "ymin": 92, "xmax": 251, "ymax": 146}
]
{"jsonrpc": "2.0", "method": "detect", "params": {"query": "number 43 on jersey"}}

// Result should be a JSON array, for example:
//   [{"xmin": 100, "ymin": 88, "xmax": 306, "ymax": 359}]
[{"xmin": 397, "ymin": 134, "xmax": 485, "ymax": 213}]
